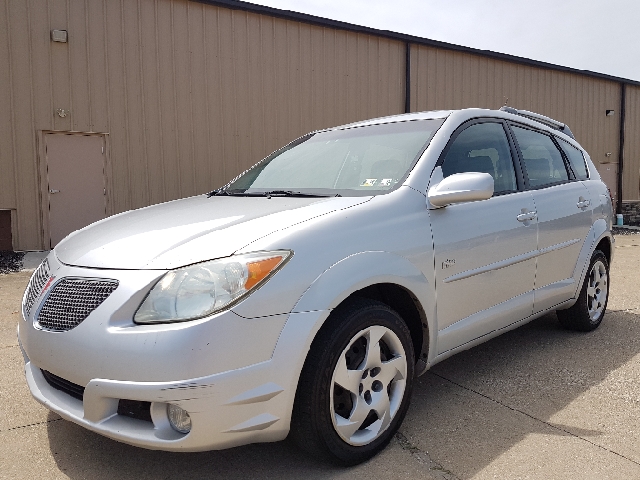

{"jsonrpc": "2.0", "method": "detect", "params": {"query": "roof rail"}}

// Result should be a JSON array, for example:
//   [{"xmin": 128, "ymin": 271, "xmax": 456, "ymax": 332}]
[{"xmin": 499, "ymin": 106, "xmax": 575, "ymax": 139}]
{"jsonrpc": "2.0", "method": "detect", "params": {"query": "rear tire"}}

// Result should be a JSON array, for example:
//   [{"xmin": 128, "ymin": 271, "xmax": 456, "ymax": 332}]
[
  {"xmin": 557, "ymin": 250, "xmax": 609, "ymax": 332},
  {"xmin": 289, "ymin": 297, "xmax": 415, "ymax": 465}
]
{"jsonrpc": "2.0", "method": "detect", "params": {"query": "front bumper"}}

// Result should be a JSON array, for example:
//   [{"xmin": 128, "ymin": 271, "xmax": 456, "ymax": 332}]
[
  {"xmin": 20, "ymin": 308, "xmax": 326, "ymax": 451},
  {"xmin": 19, "ymin": 253, "xmax": 330, "ymax": 451}
]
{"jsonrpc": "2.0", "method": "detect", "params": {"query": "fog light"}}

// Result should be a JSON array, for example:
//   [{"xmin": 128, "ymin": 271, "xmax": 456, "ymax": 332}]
[{"xmin": 167, "ymin": 404, "xmax": 191, "ymax": 434}]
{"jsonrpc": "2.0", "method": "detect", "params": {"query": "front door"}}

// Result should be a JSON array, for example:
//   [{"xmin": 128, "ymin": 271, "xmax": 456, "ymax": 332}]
[
  {"xmin": 44, "ymin": 133, "xmax": 107, "ymax": 248},
  {"xmin": 429, "ymin": 121, "xmax": 538, "ymax": 354}
]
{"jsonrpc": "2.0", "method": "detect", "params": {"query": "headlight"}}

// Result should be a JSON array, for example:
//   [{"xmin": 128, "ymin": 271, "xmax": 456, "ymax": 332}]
[{"xmin": 134, "ymin": 250, "xmax": 291, "ymax": 324}]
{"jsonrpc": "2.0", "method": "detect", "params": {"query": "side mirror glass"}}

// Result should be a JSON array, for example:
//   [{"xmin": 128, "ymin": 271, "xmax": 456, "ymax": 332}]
[{"xmin": 427, "ymin": 172, "xmax": 494, "ymax": 207}]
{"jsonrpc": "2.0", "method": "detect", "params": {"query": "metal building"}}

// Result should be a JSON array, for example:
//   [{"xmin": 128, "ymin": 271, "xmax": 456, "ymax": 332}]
[{"xmin": 1, "ymin": 0, "xmax": 639, "ymax": 251}]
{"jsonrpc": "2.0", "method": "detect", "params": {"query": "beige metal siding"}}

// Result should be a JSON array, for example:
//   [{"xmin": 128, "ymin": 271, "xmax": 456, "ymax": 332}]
[
  {"xmin": 0, "ymin": 0, "xmax": 405, "ymax": 250},
  {"xmin": 2, "ymin": 0, "xmax": 639, "ymax": 249},
  {"xmin": 2, "ymin": 1, "xmax": 41, "ymax": 250},
  {"xmin": 623, "ymin": 85, "xmax": 640, "ymax": 201},
  {"xmin": 410, "ymin": 45, "xmax": 622, "ymax": 173}
]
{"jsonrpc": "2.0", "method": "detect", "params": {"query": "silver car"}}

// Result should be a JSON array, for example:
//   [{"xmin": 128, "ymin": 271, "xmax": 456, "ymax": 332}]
[{"xmin": 19, "ymin": 107, "xmax": 613, "ymax": 465}]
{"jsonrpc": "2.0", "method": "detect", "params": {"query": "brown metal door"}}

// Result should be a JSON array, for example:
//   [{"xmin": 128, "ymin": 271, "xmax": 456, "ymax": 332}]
[
  {"xmin": 45, "ymin": 133, "xmax": 106, "ymax": 248},
  {"xmin": 597, "ymin": 164, "xmax": 618, "ymax": 208}
]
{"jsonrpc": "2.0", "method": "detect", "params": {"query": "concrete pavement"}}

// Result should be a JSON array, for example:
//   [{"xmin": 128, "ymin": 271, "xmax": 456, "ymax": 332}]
[{"xmin": 1, "ymin": 235, "xmax": 639, "ymax": 479}]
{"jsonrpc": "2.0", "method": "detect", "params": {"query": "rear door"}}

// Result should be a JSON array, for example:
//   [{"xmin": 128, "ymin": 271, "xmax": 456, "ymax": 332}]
[
  {"xmin": 429, "ymin": 120, "xmax": 538, "ymax": 354},
  {"xmin": 509, "ymin": 125, "xmax": 594, "ymax": 313}
]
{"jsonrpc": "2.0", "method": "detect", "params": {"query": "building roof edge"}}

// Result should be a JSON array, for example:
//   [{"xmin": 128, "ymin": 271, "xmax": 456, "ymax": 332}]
[{"xmin": 192, "ymin": 0, "xmax": 640, "ymax": 87}]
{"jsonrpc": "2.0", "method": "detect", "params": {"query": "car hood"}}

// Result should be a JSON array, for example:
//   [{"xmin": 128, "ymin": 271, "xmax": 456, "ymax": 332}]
[{"xmin": 55, "ymin": 195, "xmax": 371, "ymax": 270}]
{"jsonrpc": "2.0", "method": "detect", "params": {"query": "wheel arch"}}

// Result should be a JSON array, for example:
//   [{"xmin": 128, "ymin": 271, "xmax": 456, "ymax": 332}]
[
  {"xmin": 595, "ymin": 235, "xmax": 612, "ymax": 265},
  {"xmin": 349, "ymin": 283, "xmax": 427, "ymax": 364},
  {"xmin": 292, "ymin": 251, "xmax": 434, "ymax": 367},
  {"xmin": 570, "ymin": 219, "xmax": 612, "ymax": 299}
]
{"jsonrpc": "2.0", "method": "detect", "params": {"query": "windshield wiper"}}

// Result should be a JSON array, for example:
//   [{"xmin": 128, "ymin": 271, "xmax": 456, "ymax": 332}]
[
  {"xmin": 262, "ymin": 190, "xmax": 341, "ymax": 198},
  {"xmin": 206, "ymin": 188, "xmax": 231, "ymax": 198},
  {"xmin": 208, "ymin": 188, "xmax": 341, "ymax": 198}
]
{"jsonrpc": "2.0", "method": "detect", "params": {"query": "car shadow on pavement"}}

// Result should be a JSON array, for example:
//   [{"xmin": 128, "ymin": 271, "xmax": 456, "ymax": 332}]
[{"xmin": 46, "ymin": 310, "xmax": 640, "ymax": 479}]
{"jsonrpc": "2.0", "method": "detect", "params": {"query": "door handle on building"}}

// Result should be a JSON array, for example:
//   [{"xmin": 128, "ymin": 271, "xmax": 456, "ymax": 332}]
[{"xmin": 49, "ymin": 189, "xmax": 60, "ymax": 194}]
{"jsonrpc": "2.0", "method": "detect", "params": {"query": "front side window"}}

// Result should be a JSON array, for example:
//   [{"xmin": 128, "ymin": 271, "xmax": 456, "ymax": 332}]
[
  {"xmin": 511, "ymin": 126, "xmax": 569, "ymax": 188},
  {"xmin": 441, "ymin": 122, "xmax": 517, "ymax": 194},
  {"xmin": 558, "ymin": 139, "xmax": 589, "ymax": 180},
  {"xmin": 226, "ymin": 119, "xmax": 444, "ymax": 196}
]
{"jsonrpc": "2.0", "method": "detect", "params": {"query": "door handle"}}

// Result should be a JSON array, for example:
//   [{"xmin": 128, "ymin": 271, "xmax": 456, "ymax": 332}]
[
  {"xmin": 517, "ymin": 211, "xmax": 537, "ymax": 222},
  {"xmin": 49, "ymin": 189, "xmax": 60, "ymax": 194},
  {"xmin": 577, "ymin": 197, "xmax": 590, "ymax": 209}
]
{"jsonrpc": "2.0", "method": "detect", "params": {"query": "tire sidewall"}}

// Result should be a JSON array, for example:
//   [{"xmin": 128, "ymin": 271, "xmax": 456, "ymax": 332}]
[{"xmin": 311, "ymin": 302, "xmax": 415, "ymax": 464}]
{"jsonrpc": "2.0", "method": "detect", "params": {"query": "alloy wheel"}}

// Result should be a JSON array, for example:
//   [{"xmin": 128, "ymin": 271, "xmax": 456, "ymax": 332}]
[
  {"xmin": 587, "ymin": 259, "xmax": 608, "ymax": 321},
  {"xmin": 329, "ymin": 325, "xmax": 407, "ymax": 446}
]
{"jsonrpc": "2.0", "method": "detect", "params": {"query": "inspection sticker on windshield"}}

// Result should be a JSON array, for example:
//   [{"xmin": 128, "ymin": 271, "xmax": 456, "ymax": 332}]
[
  {"xmin": 379, "ymin": 178, "xmax": 393, "ymax": 187},
  {"xmin": 361, "ymin": 179, "xmax": 377, "ymax": 187}
]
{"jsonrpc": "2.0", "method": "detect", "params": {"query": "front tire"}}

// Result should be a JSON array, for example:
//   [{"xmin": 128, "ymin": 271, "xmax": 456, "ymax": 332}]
[
  {"xmin": 557, "ymin": 250, "xmax": 609, "ymax": 332},
  {"xmin": 290, "ymin": 298, "xmax": 415, "ymax": 465}
]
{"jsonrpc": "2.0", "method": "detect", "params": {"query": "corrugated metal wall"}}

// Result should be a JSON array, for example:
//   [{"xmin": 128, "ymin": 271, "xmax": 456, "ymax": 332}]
[
  {"xmin": 0, "ymin": 0, "xmax": 405, "ymax": 250},
  {"xmin": 1, "ymin": 0, "xmax": 639, "ymax": 249},
  {"xmin": 410, "ymin": 45, "xmax": 622, "ymax": 188},
  {"xmin": 623, "ymin": 85, "xmax": 640, "ymax": 201}
]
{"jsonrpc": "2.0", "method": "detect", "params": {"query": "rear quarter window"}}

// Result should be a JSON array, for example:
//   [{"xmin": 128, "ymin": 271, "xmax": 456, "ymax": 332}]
[{"xmin": 558, "ymin": 139, "xmax": 589, "ymax": 180}]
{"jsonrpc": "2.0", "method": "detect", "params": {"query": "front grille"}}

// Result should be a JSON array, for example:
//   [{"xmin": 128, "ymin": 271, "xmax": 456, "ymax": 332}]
[
  {"xmin": 23, "ymin": 259, "xmax": 50, "ymax": 318},
  {"xmin": 118, "ymin": 399, "xmax": 152, "ymax": 423},
  {"xmin": 41, "ymin": 369, "xmax": 85, "ymax": 400},
  {"xmin": 36, "ymin": 278, "xmax": 119, "ymax": 332}
]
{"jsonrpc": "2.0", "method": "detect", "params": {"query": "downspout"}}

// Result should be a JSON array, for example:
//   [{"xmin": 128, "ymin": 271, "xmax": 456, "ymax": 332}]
[
  {"xmin": 405, "ymin": 42, "xmax": 411, "ymax": 114},
  {"xmin": 617, "ymin": 82, "xmax": 626, "ymax": 214}
]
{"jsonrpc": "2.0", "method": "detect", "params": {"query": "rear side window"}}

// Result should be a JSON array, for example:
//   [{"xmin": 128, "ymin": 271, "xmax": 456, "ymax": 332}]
[
  {"xmin": 558, "ymin": 139, "xmax": 589, "ymax": 180},
  {"xmin": 511, "ymin": 126, "xmax": 568, "ymax": 188},
  {"xmin": 441, "ymin": 122, "xmax": 517, "ymax": 194}
]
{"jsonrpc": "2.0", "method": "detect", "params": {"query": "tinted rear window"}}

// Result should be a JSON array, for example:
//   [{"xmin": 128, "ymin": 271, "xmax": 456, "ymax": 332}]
[{"xmin": 558, "ymin": 139, "xmax": 589, "ymax": 180}]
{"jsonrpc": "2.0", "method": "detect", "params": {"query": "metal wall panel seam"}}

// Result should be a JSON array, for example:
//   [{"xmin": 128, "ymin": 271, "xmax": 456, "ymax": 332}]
[
  {"xmin": 186, "ymin": 1, "xmax": 196, "ymax": 196},
  {"xmin": 404, "ymin": 42, "xmax": 410, "ymax": 113},
  {"xmin": 102, "ymin": 0, "xmax": 113, "ymax": 216},
  {"xmin": 66, "ymin": 0, "xmax": 73, "ymax": 130},
  {"xmin": 119, "ymin": 0, "xmax": 132, "ymax": 211},
  {"xmin": 152, "ymin": 0, "xmax": 166, "ymax": 203},
  {"xmin": 137, "ymin": 0, "xmax": 151, "ymax": 207},
  {"xmin": 84, "ymin": 0, "xmax": 92, "ymax": 130},
  {"xmin": 170, "ymin": 0, "xmax": 183, "ymax": 200},
  {"xmin": 215, "ymin": 7, "xmax": 226, "ymax": 186},
  {"xmin": 202, "ymin": 3, "xmax": 213, "ymax": 193}
]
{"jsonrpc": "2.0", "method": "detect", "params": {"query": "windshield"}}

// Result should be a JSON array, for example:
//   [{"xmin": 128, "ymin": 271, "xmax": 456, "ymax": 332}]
[{"xmin": 224, "ymin": 119, "xmax": 444, "ymax": 196}]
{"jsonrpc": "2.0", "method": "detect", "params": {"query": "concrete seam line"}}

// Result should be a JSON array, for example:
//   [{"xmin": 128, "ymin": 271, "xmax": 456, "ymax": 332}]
[
  {"xmin": 0, "ymin": 344, "xmax": 19, "ymax": 350},
  {"xmin": 428, "ymin": 371, "xmax": 640, "ymax": 468},
  {"xmin": 395, "ymin": 431, "xmax": 461, "ymax": 480},
  {"xmin": 2, "ymin": 417, "xmax": 63, "ymax": 433}
]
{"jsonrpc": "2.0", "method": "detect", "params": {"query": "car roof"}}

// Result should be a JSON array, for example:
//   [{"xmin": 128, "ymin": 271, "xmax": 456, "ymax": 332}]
[{"xmin": 326, "ymin": 107, "xmax": 581, "ymax": 149}]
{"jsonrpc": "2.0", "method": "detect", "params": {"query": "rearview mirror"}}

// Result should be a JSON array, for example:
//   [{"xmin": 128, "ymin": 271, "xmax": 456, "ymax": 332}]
[{"xmin": 428, "ymin": 172, "xmax": 494, "ymax": 207}]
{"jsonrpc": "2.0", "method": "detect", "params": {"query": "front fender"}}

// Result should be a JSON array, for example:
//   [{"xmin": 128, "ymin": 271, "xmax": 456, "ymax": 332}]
[
  {"xmin": 291, "ymin": 251, "xmax": 436, "ymax": 365},
  {"xmin": 292, "ymin": 251, "xmax": 430, "ymax": 312}
]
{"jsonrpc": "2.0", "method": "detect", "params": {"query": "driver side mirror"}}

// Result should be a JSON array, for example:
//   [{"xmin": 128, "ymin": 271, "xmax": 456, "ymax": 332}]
[{"xmin": 428, "ymin": 172, "xmax": 494, "ymax": 207}]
